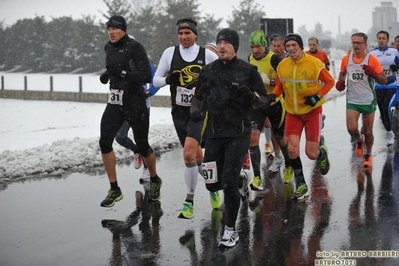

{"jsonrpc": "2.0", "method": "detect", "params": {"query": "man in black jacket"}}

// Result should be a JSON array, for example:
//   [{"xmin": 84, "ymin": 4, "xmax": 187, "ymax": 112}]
[
  {"xmin": 99, "ymin": 15, "xmax": 161, "ymax": 208},
  {"xmin": 191, "ymin": 28, "xmax": 269, "ymax": 248}
]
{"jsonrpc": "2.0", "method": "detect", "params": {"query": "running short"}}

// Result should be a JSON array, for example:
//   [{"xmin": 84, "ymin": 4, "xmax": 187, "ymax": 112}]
[
  {"xmin": 346, "ymin": 102, "xmax": 377, "ymax": 115},
  {"xmin": 284, "ymin": 106, "xmax": 322, "ymax": 143}
]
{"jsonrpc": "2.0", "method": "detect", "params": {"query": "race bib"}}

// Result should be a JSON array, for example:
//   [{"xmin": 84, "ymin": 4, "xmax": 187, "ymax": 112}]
[
  {"xmin": 202, "ymin": 161, "xmax": 218, "ymax": 184},
  {"xmin": 383, "ymin": 66, "xmax": 392, "ymax": 76},
  {"xmin": 175, "ymin": 86, "xmax": 195, "ymax": 106},
  {"xmin": 108, "ymin": 89, "xmax": 124, "ymax": 105},
  {"xmin": 348, "ymin": 69, "xmax": 365, "ymax": 82}
]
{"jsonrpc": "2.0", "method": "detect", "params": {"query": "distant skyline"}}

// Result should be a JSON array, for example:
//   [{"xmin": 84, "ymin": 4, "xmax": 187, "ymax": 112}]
[{"xmin": 0, "ymin": 0, "xmax": 396, "ymax": 40}]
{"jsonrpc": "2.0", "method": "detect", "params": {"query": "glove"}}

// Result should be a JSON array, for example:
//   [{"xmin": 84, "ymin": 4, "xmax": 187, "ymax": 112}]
[
  {"xmin": 232, "ymin": 85, "xmax": 254, "ymax": 101},
  {"xmin": 165, "ymin": 72, "xmax": 180, "ymax": 85},
  {"xmin": 390, "ymin": 64, "xmax": 399, "ymax": 72},
  {"xmin": 304, "ymin": 94, "xmax": 321, "ymax": 107},
  {"xmin": 387, "ymin": 75, "xmax": 396, "ymax": 84},
  {"xmin": 362, "ymin": 65, "xmax": 378, "ymax": 79},
  {"xmin": 99, "ymin": 71, "xmax": 109, "ymax": 84},
  {"xmin": 336, "ymin": 80, "xmax": 346, "ymax": 91},
  {"xmin": 106, "ymin": 64, "xmax": 123, "ymax": 77},
  {"xmin": 268, "ymin": 93, "xmax": 276, "ymax": 103}
]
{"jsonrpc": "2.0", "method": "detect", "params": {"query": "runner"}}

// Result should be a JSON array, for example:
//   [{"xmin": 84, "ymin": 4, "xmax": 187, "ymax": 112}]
[
  {"xmin": 247, "ymin": 30, "xmax": 293, "ymax": 192},
  {"xmin": 370, "ymin": 30, "xmax": 399, "ymax": 146},
  {"xmin": 336, "ymin": 32, "xmax": 387, "ymax": 166},
  {"xmin": 270, "ymin": 33, "xmax": 334, "ymax": 201},
  {"xmin": 191, "ymin": 28, "xmax": 268, "ymax": 248},
  {"xmin": 153, "ymin": 17, "xmax": 218, "ymax": 219},
  {"xmin": 99, "ymin": 15, "xmax": 161, "ymax": 207}
]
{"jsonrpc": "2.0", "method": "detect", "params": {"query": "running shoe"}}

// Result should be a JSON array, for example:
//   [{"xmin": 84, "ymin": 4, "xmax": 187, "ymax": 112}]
[
  {"xmin": 219, "ymin": 226, "xmax": 239, "ymax": 248},
  {"xmin": 283, "ymin": 166, "xmax": 294, "ymax": 183},
  {"xmin": 100, "ymin": 188, "xmax": 123, "ymax": 208},
  {"xmin": 265, "ymin": 143, "xmax": 273, "ymax": 155},
  {"xmin": 356, "ymin": 135, "xmax": 365, "ymax": 157},
  {"xmin": 386, "ymin": 131, "xmax": 394, "ymax": 146},
  {"xmin": 250, "ymin": 176, "xmax": 263, "ymax": 191},
  {"xmin": 178, "ymin": 201, "xmax": 194, "ymax": 219},
  {"xmin": 238, "ymin": 171, "xmax": 249, "ymax": 202},
  {"xmin": 134, "ymin": 153, "xmax": 142, "ymax": 169},
  {"xmin": 363, "ymin": 154, "xmax": 373, "ymax": 166},
  {"xmin": 148, "ymin": 177, "xmax": 162, "ymax": 201},
  {"xmin": 210, "ymin": 191, "xmax": 221, "ymax": 209},
  {"xmin": 292, "ymin": 183, "xmax": 309, "ymax": 202},
  {"xmin": 269, "ymin": 156, "xmax": 285, "ymax": 172},
  {"xmin": 318, "ymin": 144, "xmax": 330, "ymax": 175}
]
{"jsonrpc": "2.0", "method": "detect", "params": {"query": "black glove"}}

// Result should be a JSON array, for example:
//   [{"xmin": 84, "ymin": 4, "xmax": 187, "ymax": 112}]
[
  {"xmin": 387, "ymin": 75, "xmax": 396, "ymax": 84},
  {"xmin": 106, "ymin": 64, "xmax": 124, "ymax": 77},
  {"xmin": 99, "ymin": 71, "xmax": 109, "ymax": 84},
  {"xmin": 268, "ymin": 93, "xmax": 276, "ymax": 103},
  {"xmin": 390, "ymin": 64, "xmax": 399, "ymax": 72},
  {"xmin": 304, "ymin": 94, "xmax": 321, "ymax": 107},
  {"xmin": 232, "ymin": 85, "xmax": 254, "ymax": 101},
  {"xmin": 165, "ymin": 72, "xmax": 180, "ymax": 85}
]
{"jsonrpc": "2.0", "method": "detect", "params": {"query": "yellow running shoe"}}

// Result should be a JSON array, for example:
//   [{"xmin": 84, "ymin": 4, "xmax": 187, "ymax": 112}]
[{"xmin": 210, "ymin": 191, "xmax": 221, "ymax": 209}]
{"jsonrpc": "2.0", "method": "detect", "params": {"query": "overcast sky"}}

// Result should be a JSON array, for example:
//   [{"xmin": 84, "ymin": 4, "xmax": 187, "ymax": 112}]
[{"xmin": 0, "ymin": 0, "xmax": 395, "ymax": 40}]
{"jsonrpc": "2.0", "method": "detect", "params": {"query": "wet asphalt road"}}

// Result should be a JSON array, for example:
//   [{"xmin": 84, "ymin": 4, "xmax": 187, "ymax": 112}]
[{"xmin": 1, "ymin": 94, "xmax": 399, "ymax": 266}]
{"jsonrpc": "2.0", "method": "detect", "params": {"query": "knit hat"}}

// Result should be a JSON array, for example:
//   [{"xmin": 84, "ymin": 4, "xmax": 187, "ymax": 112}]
[
  {"xmin": 284, "ymin": 33, "xmax": 304, "ymax": 50},
  {"xmin": 249, "ymin": 30, "xmax": 267, "ymax": 47},
  {"xmin": 216, "ymin": 28, "xmax": 239, "ymax": 52},
  {"xmin": 106, "ymin": 15, "xmax": 127, "ymax": 32},
  {"xmin": 205, "ymin": 42, "xmax": 217, "ymax": 54},
  {"xmin": 177, "ymin": 18, "xmax": 198, "ymax": 35}
]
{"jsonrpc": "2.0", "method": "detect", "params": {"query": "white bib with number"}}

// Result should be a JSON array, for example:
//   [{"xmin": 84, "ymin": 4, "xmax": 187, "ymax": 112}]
[
  {"xmin": 348, "ymin": 69, "xmax": 365, "ymax": 83},
  {"xmin": 202, "ymin": 161, "xmax": 218, "ymax": 184},
  {"xmin": 108, "ymin": 89, "xmax": 124, "ymax": 105},
  {"xmin": 175, "ymin": 86, "xmax": 195, "ymax": 106}
]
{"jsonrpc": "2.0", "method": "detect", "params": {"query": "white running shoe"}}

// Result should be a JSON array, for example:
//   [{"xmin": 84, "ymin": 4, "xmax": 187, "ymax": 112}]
[
  {"xmin": 219, "ymin": 226, "xmax": 239, "ymax": 248},
  {"xmin": 269, "ymin": 156, "xmax": 285, "ymax": 172},
  {"xmin": 386, "ymin": 131, "xmax": 394, "ymax": 146}
]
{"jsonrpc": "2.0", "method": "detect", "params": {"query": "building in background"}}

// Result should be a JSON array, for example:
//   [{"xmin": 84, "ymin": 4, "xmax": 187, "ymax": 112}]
[{"xmin": 370, "ymin": 1, "xmax": 399, "ymax": 44}]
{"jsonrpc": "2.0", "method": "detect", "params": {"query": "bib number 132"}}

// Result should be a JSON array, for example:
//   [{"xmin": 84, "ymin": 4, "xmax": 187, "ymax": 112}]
[{"xmin": 202, "ymin": 161, "xmax": 218, "ymax": 184}]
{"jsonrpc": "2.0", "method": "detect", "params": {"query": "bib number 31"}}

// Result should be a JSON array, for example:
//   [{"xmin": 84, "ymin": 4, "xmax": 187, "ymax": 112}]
[
  {"xmin": 108, "ymin": 89, "xmax": 124, "ymax": 105},
  {"xmin": 202, "ymin": 161, "xmax": 218, "ymax": 184}
]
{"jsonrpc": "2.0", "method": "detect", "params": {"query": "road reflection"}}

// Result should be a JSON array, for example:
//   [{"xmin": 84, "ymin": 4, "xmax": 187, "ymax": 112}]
[{"xmin": 101, "ymin": 187, "xmax": 164, "ymax": 265}]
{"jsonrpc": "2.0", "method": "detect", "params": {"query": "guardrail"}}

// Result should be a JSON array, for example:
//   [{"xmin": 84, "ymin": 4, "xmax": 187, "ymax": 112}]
[{"xmin": 0, "ymin": 75, "xmax": 170, "ymax": 107}]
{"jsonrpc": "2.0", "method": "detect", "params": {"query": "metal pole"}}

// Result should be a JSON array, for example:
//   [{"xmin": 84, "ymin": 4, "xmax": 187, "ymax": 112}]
[
  {"xmin": 1, "ymin": 76, "xmax": 4, "ymax": 90},
  {"xmin": 79, "ymin": 76, "xmax": 82, "ymax": 93},
  {"xmin": 24, "ymin": 76, "xmax": 27, "ymax": 91},
  {"xmin": 50, "ymin": 76, "xmax": 53, "ymax": 92}
]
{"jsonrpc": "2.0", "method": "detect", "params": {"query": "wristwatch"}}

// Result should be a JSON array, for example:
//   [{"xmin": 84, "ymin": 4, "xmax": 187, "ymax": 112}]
[{"xmin": 121, "ymin": 70, "xmax": 127, "ymax": 78}]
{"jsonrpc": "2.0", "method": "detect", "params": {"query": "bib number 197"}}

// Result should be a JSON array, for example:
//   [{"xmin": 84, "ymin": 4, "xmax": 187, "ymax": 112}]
[{"xmin": 202, "ymin": 161, "xmax": 218, "ymax": 184}]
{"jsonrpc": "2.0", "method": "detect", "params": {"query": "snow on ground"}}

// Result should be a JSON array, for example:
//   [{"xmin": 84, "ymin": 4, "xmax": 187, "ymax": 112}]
[{"xmin": 0, "ymin": 99, "xmax": 179, "ymax": 184}]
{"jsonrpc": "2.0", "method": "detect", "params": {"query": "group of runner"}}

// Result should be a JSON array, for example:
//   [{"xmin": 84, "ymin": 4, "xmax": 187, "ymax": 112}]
[{"xmin": 97, "ymin": 14, "xmax": 398, "ymax": 248}]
